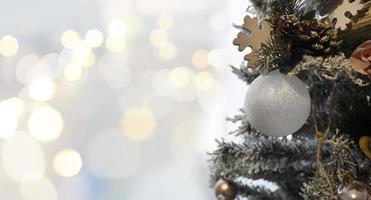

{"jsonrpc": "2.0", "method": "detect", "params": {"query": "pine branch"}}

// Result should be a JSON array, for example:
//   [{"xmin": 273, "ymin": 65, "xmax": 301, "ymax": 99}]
[
  {"xmin": 269, "ymin": 0, "xmax": 303, "ymax": 17},
  {"xmin": 230, "ymin": 64, "xmax": 259, "ymax": 85},
  {"xmin": 300, "ymin": 133, "xmax": 357, "ymax": 200},
  {"xmin": 211, "ymin": 2, "xmax": 371, "ymax": 199},
  {"xmin": 288, "ymin": 54, "xmax": 369, "ymax": 87},
  {"xmin": 210, "ymin": 138, "xmax": 318, "ymax": 183},
  {"xmin": 250, "ymin": 0, "xmax": 272, "ymax": 15},
  {"xmin": 256, "ymin": 37, "xmax": 291, "ymax": 74},
  {"xmin": 354, "ymin": 151, "xmax": 371, "ymax": 184},
  {"xmin": 237, "ymin": 183, "xmax": 283, "ymax": 200},
  {"xmin": 325, "ymin": 134, "xmax": 357, "ymax": 182},
  {"xmin": 334, "ymin": 81, "xmax": 371, "ymax": 138},
  {"xmin": 226, "ymin": 109, "xmax": 261, "ymax": 136},
  {"xmin": 250, "ymin": 0, "xmax": 304, "ymax": 16}
]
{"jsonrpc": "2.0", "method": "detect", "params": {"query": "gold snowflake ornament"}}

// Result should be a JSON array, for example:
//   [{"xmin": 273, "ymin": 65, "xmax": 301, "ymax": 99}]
[
  {"xmin": 331, "ymin": 0, "xmax": 364, "ymax": 30},
  {"xmin": 233, "ymin": 16, "xmax": 272, "ymax": 67}
]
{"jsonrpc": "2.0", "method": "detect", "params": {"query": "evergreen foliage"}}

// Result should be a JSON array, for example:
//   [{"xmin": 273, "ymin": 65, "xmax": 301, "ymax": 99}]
[{"xmin": 210, "ymin": 0, "xmax": 371, "ymax": 199}]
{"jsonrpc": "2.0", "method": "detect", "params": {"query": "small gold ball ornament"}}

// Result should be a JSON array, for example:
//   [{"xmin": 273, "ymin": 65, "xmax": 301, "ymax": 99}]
[
  {"xmin": 338, "ymin": 181, "xmax": 371, "ymax": 200},
  {"xmin": 359, "ymin": 136, "xmax": 371, "ymax": 159},
  {"xmin": 214, "ymin": 178, "xmax": 238, "ymax": 200}
]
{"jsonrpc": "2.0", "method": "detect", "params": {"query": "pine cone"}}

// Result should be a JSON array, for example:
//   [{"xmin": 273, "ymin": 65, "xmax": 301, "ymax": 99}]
[
  {"xmin": 271, "ymin": 14, "xmax": 300, "ymax": 40},
  {"xmin": 296, "ymin": 19, "xmax": 339, "ymax": 56}
]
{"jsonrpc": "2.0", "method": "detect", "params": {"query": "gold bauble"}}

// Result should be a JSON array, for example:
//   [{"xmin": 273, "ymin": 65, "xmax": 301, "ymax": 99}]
[
  {"xmin": 214, "ymin": 179, "xmax": 238, "ymax": 200},
  {"xmin": 338, "ymin": 181, "xmax": 371, "ymax": 200},
  {"xmin": 359, "ymin": 136, "xmax": 371, "ymax": 159}
]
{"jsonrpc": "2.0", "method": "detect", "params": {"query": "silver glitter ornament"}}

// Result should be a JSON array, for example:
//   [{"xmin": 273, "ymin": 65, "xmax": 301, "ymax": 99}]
[{"xmin": 244, "ymin": 70, "xmax": 311, "ymax": 137}]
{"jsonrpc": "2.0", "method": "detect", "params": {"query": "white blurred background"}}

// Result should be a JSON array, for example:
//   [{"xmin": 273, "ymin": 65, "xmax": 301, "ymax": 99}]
[{"xmin": 0, "ymin": 0, "xmax": 249, "ymax": 199}]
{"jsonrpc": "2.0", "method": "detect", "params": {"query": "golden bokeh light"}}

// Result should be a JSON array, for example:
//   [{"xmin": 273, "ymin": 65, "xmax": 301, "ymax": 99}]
[
  {"xmin": 64, "ymin": 63, "xmax": 83, "ymax": 82},
  {"xmin": 105, "ymin": 35, "xmax": 126, "ymax": 53},
  {"xmin": 60, "ymin": 30, "xmax": 80, "ymax": 49},
  {"xmin": 72, "ymin": 41, "xmax": 92, "ymax": 59},
  {"xmin": 169, "ymin": 67, "xmax": 193, "ymax": 88},
  {"xmin": 28, "ymin": 106, "xmax": 64, "ymax": 143},
  {"xmin": 122, "ymin": 106, "xmax": 156, "ymax": 141},
  {"xmin": 84, "ymin": 52, "xmax": 96, "ymax": 67},
  {"xmin": 159, "ymin": 43, "xmax": 177, "ymax": 59},
  {"xmin": 16, "ymin": 54, "xmax": 40, "ymax": 84},
  {"xmin": 71, "ymin": 52, "xmax": 96, "ymax": 68},
  {"xmin": 108, "ymin": 19, "xmax": 127, "ymax": 38},
  {"xmin": 0, "ymin": 99, "xmax": 19, "ymax": 139},
  {"xmin": 3, "ymin": 97, "xmax": 25, "ymax": 117},
  {"xmin": 84, "ymin": 29, "xmax": 104, "ymax": 48},
  {"xmin": 1, "ymin": 133, "xmax": 45, "ymax": 182},
  {"xmin": 158, "ymin": 14, "xmax": 174, "ymax": 30},
  {"xmin": 150, "ymin": 29, "xmax": 168, "ymax": 48},
  {"xmin": 0, "ymin": 35, "xmax": 19, "ymax": 57},
  {"xmin": 28, "ymin": 78, "xmax": 56, "ymax": 102},
  {"xmin": 192, "ymin": 49, "xmax": 209, "ymax": 69},
  {"xmin": 194, "ymin": 71, "xmax": 215, "ymax": 90},
  {"xmin": 208, "ymin": 49, "xmax": 224, "ymax": 68},
  {"xmin": 59, "ymin": 48, "xmax": 73, "ymax": 67},
  {"xmin": 53, "ymin": 149, "xmax": 83, "ymax": 177}
]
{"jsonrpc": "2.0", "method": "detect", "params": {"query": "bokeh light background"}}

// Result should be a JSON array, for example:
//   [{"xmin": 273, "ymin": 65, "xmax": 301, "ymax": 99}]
[{"xmin": 0, "ymin": 0, "xmax": 249, "ymax": 199}]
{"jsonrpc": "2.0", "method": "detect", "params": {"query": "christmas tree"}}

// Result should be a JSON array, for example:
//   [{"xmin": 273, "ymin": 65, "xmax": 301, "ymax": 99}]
[{"xmin": 209, "ymin": 0, "xmax": 371, "ymax": 199}]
